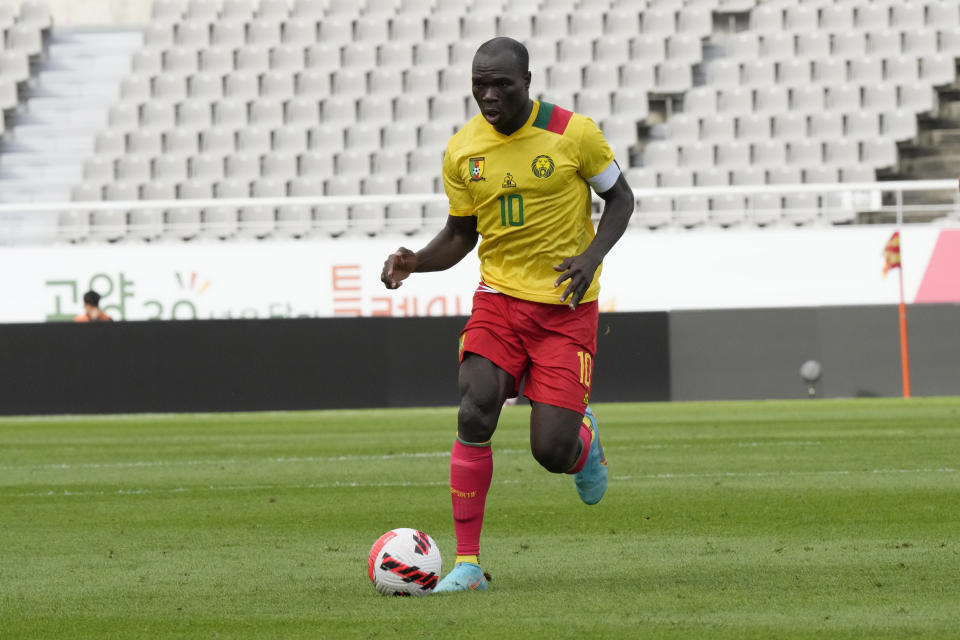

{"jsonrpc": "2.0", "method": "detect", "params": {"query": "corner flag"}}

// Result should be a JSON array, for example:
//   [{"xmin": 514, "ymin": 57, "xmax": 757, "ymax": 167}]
[
  {"xmin": 883, "ymin": 231, "xmax": 901, "ymax": 277},
  {"xmin": 883, "ymin": 230, "xmax": 910, "ymax": 398}
]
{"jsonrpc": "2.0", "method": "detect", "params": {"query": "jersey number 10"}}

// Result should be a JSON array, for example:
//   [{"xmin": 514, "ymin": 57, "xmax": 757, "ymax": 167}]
[{"xmin": 498, "ymin": 194, "xmax": 524, "ymax": 227}]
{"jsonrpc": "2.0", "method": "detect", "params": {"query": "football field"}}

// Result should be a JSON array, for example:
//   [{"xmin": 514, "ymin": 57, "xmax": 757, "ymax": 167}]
[{"xmin": 2, "ymin": 398, "xmax": 958, "ymax": 639}]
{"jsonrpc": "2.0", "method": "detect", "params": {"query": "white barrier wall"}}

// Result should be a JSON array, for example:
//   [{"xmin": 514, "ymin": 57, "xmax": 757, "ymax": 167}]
[{"xmin": 2, "ymin": 226, "xmax": 958, "ymax": 323}]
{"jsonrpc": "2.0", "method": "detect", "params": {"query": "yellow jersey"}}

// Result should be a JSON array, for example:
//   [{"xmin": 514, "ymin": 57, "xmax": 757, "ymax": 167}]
[{"xmin": 442, "ymin": 100, "xmax": 619, "ymax": 305}]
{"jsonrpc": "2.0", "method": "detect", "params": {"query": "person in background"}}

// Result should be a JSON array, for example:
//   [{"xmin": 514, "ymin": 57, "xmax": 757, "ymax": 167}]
[{"xmin": 74, "ymin": 290, "xmax": 112, "ymax": 322}]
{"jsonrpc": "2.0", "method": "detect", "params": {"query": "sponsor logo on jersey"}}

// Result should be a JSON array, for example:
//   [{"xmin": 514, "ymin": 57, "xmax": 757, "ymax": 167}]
[
  {"xmin": 469, "ymin": 157, "xmax": 485, "ymax": 181},
  {"xmin": 531, "ymin": 155, "xmax": 555, "ymax": 178},
  {"xmin": 501, "ymin": 172, "xmax": 517, "ymax": 188}
]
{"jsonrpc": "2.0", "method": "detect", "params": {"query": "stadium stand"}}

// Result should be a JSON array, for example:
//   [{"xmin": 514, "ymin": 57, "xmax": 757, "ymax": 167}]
[{"xmin": 0, "ymin": 0, "xmax": 959, "ymax": 243}]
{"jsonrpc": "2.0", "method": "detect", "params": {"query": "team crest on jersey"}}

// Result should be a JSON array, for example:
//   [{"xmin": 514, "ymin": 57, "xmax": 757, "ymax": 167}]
[
  {"xmin": 531, "ymin": 155, "xmax": 555, "ymax": 178},
  {"xmin": 469, "ymin": 157, "xmax": 485, "ymax": 181},
  {"xmin": 501, "ymin": 173, "xmax": 517, "ymax": 188}
]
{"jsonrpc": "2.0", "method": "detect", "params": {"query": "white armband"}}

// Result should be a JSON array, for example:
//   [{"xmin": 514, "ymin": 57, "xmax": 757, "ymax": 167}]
[{"xmin": 586, "ymin": 160, "xmax": 621, "ymax": 194}]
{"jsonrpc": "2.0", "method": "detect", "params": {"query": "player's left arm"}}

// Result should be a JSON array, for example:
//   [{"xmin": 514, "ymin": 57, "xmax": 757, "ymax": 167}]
[{"xmin": 554, "ymin": 173, "xmax": 633, "ymax": 309}]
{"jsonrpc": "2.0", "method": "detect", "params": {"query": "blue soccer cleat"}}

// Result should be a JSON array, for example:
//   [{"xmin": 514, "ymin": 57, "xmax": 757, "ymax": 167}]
[
  {"xmin": 574, "ymin": 407, "xmax": 607, "ymax": 505},
  {"xmin": 432, "ymin": 562, "xmax": 489, "ymax": 594}
]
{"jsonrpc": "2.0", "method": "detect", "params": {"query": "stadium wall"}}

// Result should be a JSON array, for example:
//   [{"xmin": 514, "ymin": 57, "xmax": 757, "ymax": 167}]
[
  {"xmin": 3, "ymin": 305, "xmax": 958, "ymax": 416},
  {"xmin": 0, "ymin": 312, "xmax": 670, "ymax": 415}
]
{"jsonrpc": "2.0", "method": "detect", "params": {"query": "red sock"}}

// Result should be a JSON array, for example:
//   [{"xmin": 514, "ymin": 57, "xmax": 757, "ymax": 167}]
[
  {"xmin": 565, "ymin": 419, "xmax": 593, "ymax": 474},
  {"xmin": 450, "ymin": 439, "xmax": 493, "ymax": 556}
]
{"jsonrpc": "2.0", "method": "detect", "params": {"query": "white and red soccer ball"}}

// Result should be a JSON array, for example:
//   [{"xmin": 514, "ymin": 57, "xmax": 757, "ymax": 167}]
[{"xmin": 367, "ymin": 528, "xmax": 443, "ymax": 596}]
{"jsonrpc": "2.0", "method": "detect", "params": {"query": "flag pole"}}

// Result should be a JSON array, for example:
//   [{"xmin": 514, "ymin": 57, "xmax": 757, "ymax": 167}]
[{"xmin": 897, "ymin": 249, "xmax": 911, "ymax": 399}]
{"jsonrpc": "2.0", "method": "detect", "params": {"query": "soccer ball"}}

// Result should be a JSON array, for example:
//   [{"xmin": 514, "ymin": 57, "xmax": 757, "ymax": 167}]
[{"xmin": 367, "ymin": 528, "xmax": 442, "ymax": 596}]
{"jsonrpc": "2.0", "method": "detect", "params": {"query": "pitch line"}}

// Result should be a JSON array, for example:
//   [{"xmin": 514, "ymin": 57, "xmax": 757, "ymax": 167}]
[
  {"xmin": 6, "ymin": 468, "xmax": 955, "ymax": 499},
  {"xmin": 0, "ymin": 441, "xmax": 826, "ymax": 472}
]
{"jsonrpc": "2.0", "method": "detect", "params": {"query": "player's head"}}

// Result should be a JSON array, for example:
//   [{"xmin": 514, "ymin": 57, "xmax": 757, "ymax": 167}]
[
  {"xmin": 472, "ymin": 37, "xmax": 532, "ymax": 134},
  {"xmin": 83, "ymin": 290, "xmax": 102, "ymax": 317}
]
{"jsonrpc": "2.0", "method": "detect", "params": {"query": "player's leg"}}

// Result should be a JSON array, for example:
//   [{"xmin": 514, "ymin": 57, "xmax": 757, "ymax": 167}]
[
  {"xmin": 434, "ymin": 353, "xmax": 514, "ymax": 593},
  {"xmin": 528, "ymin": 401, "xmax": 585, "ymax": 472},
  {"xmin": 530, "ymin": 401, "xmax": 607, "ymax": 505},
  {"xmin": 520, "ymin": 299, "xmax": 606, "ymax": 503}
]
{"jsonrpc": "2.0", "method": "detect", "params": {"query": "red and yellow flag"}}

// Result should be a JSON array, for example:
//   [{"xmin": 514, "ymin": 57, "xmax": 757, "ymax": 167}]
[{"xmin": 883, "ymin": 231, "xmax": 901, "ymax": 277}]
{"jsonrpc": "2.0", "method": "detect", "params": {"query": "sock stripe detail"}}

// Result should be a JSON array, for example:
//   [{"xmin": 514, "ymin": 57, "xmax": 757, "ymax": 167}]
[{"xmin": 456, "ymin": 436, "xmax": 492, "ymax": 448}]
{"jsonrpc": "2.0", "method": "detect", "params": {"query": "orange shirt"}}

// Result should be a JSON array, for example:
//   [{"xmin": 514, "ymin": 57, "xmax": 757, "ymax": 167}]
[{"xmin": 74, "ymin": 313, "xmax": 112, "ymax": 322}]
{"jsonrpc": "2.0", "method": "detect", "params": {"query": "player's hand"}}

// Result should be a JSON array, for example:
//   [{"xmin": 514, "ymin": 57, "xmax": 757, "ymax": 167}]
[
  {"xmin": 381, "ymin": 247, "xmax": 418, "ymax": 289},
  {"xmin": 553, "ymin": 253, "xmax": 600, "ymax": 310}
]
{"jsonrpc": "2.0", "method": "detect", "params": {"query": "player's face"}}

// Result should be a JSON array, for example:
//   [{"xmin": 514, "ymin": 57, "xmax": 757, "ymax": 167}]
[{"xmin": 471, "ymin": 52, "xmax": 530, "ymax": 134}]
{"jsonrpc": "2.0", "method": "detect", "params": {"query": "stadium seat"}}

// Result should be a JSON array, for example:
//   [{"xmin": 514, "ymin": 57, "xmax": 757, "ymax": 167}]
[
  {"xmin": 903, "ymin": 31, "xmax": 938, "ymax": 57},
  {"xmin": 133, "ymin": 49, "xmax": 163, "ymax": 75},
  {"xmin": 821, "ymin": 4, "xmax": 854, "ymax": 31},
  {"xmin": 200, "ymin": 127, "xmax": 235, "ymax": 154},
  {"xmin": 236, "ymin": 126, "xmax": 271, "ymax": 154},
  {"xmin": 154, "ymin": 155, "xmax": 189, "ymax": 183},
  {"xmin": 731, "ymin": 166, "xmax": 765, "ymax": 186},
  {"xmin": 630, "ymin": 34, "xmax": 667, "ymax": 62},
  {"xmin": 855, "ymin": 3, "xmax": 891, "ymax": 31},
  {"xmin": 898, "ymin": 83, "xmax": 936, "ymax": 113},
  {"xmin": 305, "ymin": 43, "xmax": 341, "ymax": 73},
  {"xmin": 190, "ymin": 153, "xmax": 226, "ymax": 181},
  {"xmin": 753, "ymin": 86, "xmax": 788, "ymax": 115},
  {"xmin": 199, "ymin": 46, "xmax": 233, "ymax": 74},
  {"xmin": 695, "ymin": 167, "xmax": 730, "ymax": 187},
  {"xmin": 796, "ymin": 32, "xmax": 829, "ymax": 60},
  {"xmin": 175, "ymin": 21, "xmax": 210, "ymax": 49},
  {"xmin": 701, "ymin": 114, "xmax": 735, "ymax": 141},
  {"xmin": 82, "ymin": 156, "xmax": 115, "ymax": 183},
  {"xmin": 675, "ymin": 194, "xmax": 709, "ymax": 228},
  {"xmin": 164, "ymin": 129, "xmax": 200, "ymax": 155},
  {"xmin": 382, "ymin": 122, "xmax": 419, "ymax": 151},
  {"xmin": 752, "ymin": 139, "xmax": 786, "ymax": 166},
  {"xmin": 750, "ymin": 3, "xmax": 783, "ymax": 32},
  {"xmin": 825, "ymin": 139, "xmax": 860, "ymax": 165},
  {"xmin": 109, "ymin": 102, "xmax": 139, "ymax": 129},
  {"xmin": 845, "ymin": 112, "xmax": 879, "ymax": 139},
  {"xmin": 766, "ymin": 166, "xmax": 802, "ymax": 185},
  {"xmin": 656, "ymin": 60, "xmax": 693, "ymax": 93},
  {"xmin": 271, "ymin": 44, "xmax": 305, "ymax": 72},
  {"xmin": 309, "ymin": 123, "xmax": 346, "ymax": 151},
  {"xmin": 747, "ymin": 193, "xmax": 782, "ymax": 227},
  {"xmin": 211, "ymin": 20, "xmax": 245, "ymax": 48},
  {"xmin": 225, "ymin": 71, "xmax": 259, "ymax": 101},
  {"xmin": 760, "ymin": 32, "xmax": 794, "ymax": 60},
  {"xmin": 683, "ymin": 87, "xmax": 717, "ymax": 116},
  {"xmin": 187, "ymin": 73, "xmax": 222, "ymax": 101},
  {"xmin": 861, "ymin": 138, "xmax": 898, "ymax": 167},
  {"xmin": 881, "ymin": 111, "xmax": 918, "ymax": 139},
  {"xmin": 921, "ymin": 54, "xmax": 957, "ymax": 85},
  {"xmin": 214, "ymin": 99, "xmax": 247, "ymax": 128},
  {"xmin": 709, "ymin": 193, "xmax": 745, "ymax": 227},
  {"xmin": 285, "ymin": 17, "xmax": 322, "ymax": 46},
  {"xmin": 791, "ymin": 85, "xmax": 824, "ymax": 114},
  {"xmin": 641, "ymin": 141, "xmax": 679, "ymax": 169},
  {"xmin": 272, "ymin": 127, "xmax": 308, "ymax": 154},
  {"xmin": 635, "ymin": 195, "xmax": 673, "ymax": 229},
  {"xmin": 128, "ymin": 129, "xmax": 164, "ymax": 155},
  {"xmin": 716, "ymin": 140, "xmax": 750, "ymax": 167},
  {"xmin": 832, "ymin": 32, "xmax": 866, "ymax": 58},
  {"xmin": 250, "ymin": 99, "xmax": 284, "ymax": 127},
  {"xmin": 787, "ymin": 139, "xmax": 823, "ymax": 165},
  {"xmin": 804, "ymin": 165, "xmax": 840, "ymax": 184},
  {"xmin": 742, "ymin": 60, "xmax": 776, "ymax": 86},
  {"xmin": 660, "ymin": 168, "xmax": 694, "ymax": 188},
  {"xmin": 826, "ymin": 85, "xmax": 861, "ymax": 112},
  {"xmin": 773, "ymin": 113, "xmax": 807, "ymax": 140}
]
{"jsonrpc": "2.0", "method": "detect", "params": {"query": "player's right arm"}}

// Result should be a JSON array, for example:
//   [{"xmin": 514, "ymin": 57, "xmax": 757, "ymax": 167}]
[
  {"xmin": 381, "ymin": 215, "xmax": 479, "ymax": 289},
  {"xmin": 381, "ymin": 143, "xmax": 479, "ymax": 289}
]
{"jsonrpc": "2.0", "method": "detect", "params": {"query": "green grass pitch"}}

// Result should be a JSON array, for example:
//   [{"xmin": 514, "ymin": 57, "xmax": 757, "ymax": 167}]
[{"xmin": 2, "ymin": 398, "xmax": 959, "ymax": 639}]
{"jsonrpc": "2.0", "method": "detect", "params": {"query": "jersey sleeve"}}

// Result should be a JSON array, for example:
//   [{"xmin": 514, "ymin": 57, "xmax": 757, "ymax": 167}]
[
  {"xmin": 442, "ymin": 147, "xmax": 475, "ymax": 217},
  {"xmin": 578, "ymin": 117, "xmax": 620, "ymax": 194}
]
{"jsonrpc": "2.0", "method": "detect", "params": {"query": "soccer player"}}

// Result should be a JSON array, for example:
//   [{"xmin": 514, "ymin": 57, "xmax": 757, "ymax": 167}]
[{"xmin": 380, "ymin": 37, "xmax": 634, "ymax": 593}]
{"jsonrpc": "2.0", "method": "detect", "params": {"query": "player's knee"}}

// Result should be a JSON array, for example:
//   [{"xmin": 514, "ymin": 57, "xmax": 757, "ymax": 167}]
[
  {"xmin": 457, "ymin": 396, "xmax": 498, "ymax": 443},
  {"xmin": 531, "ymin": 438, "xmax": 575, "ymax": 474}
]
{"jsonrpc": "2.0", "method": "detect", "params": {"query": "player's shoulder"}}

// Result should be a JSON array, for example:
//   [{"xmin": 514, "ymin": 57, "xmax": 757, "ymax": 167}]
[{"xmin": 530, "ymin": 101, "xmax": 596, "ymax": 139}]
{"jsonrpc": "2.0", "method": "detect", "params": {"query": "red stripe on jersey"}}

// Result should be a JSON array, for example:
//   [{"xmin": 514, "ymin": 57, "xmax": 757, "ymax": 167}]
[{"xmin": 545, "ymin": 105, "xmax": 573, "ymax": 135}]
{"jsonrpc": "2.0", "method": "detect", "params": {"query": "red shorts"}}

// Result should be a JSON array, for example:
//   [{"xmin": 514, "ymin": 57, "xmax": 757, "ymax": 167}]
[{"xmin": 458, "ymin": 287, "xmax": 598, "ymax": 414}]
